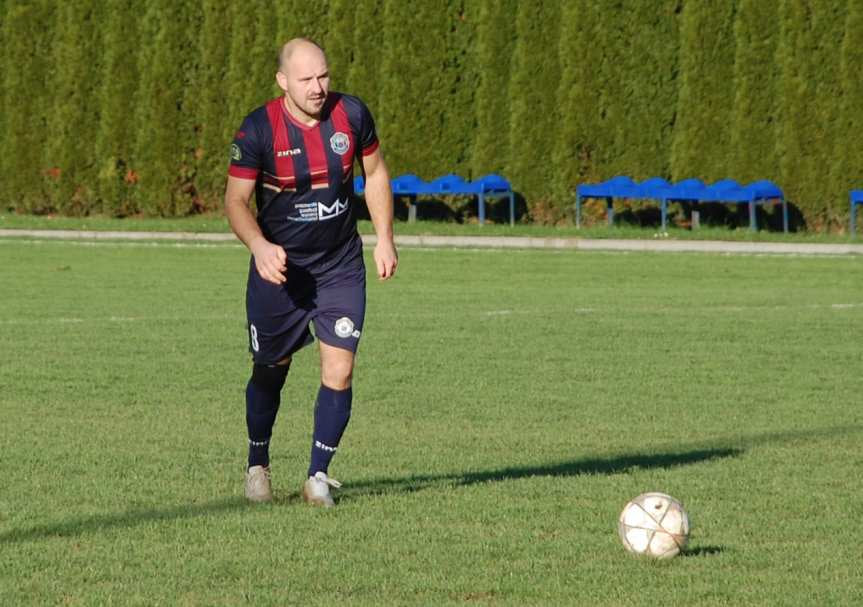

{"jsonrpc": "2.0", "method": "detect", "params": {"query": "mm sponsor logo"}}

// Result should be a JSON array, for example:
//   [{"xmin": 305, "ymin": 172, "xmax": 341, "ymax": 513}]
[
  {"xmin": 317, "ymin": 197, "xmax": 349, "ymax": 220},
  {"xmin": 314, "ymin": 440, "xmax": 337, "ymax": 452},
  {"xmin": 277, "ymin": 148, "xmax": 302, "ymax": 157}
]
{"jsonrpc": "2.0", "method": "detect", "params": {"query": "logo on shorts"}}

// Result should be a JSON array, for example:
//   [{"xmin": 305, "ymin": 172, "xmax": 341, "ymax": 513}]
[
  {"xmin": 330, "ymin": 132, "xmax": 350, "ymax": 155},
  {"xmin": 334, "ymin": 317, "xmax": 361, "ymax": 339},
  {"xmin": 230, "ymin": 143, "xmax": 242, "ymax": 161}
]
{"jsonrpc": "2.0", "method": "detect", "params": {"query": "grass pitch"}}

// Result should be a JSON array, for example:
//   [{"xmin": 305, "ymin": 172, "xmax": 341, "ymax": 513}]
[{"xmin": 0, "ymin": 239, "xmax": 861, "ymax": 606}]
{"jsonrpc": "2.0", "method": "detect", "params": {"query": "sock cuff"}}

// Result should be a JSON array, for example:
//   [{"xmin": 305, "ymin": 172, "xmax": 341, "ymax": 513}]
[{"xmin": 318, "ymin": 384, "xmax": 352, "ymax": 408}]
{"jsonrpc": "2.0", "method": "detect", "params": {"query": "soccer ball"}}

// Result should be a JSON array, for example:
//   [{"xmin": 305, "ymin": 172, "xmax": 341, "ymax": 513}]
[{"xmin": 618, "ymin": 492, "xmax": 690, "ymax": 559}]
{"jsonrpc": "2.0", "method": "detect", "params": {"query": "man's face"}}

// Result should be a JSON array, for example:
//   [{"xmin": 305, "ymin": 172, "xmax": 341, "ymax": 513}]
[{"xmin": 278, "ymin": 45, "xmax": 330, "ymax": 120}]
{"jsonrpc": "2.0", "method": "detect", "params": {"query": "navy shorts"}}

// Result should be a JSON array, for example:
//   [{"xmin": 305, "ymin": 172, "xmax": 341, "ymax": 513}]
[{"xmin": 245, "ymin": 240, "xmax": 366, "ymax": 364}]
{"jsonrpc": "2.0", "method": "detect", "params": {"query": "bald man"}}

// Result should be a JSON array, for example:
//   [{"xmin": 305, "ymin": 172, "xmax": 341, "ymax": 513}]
[{"xmin": 225, "ymin": 38, "xmax": 397, "ymax": 506}]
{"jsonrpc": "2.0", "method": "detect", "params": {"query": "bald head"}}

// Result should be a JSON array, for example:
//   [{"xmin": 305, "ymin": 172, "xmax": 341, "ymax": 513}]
[
  {"xmin": 278, "ymin": 38, "xmax": 326, "ymax": 72},
  {"xmin": 275, "ymin": 38, "xmax": 330, "ymax": 124}
]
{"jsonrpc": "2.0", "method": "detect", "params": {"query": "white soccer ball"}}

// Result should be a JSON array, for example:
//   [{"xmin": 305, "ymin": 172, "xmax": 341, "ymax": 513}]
[{"xmin": 618, "ymin": 492, "xmax": 690, "ymax": 559}]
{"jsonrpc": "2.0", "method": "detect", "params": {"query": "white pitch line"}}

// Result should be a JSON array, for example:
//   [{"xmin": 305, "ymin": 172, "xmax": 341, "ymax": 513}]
[
  {"xmin": 0, "ymin": 315, "xmax": 242, "ymax": 325},
  {"xmin": 0, "ymin": 302, "xmax": 859, "ymax": 327},
  {"xmin": 0, "ymin": 238, "xmax": 245, "ymax": 250},
  {"xmin": 1, "ymin": 229, "xmax": 863, "ymax": 255}
]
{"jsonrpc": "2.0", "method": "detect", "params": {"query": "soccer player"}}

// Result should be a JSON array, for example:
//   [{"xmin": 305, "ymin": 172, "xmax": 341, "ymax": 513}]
[{"xmin": 224, "ymin": 38, "xmax": 397, "ymax": 507}]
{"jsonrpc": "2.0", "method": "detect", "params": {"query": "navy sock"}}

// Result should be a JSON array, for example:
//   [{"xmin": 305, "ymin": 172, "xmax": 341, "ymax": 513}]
[
  {"xmin": 308, "ymin": 384, "xmax": 352, "ymax": 477},
  {"xmin": 246, "ymin": 364, "xmax": 289, "ymax": 468}
]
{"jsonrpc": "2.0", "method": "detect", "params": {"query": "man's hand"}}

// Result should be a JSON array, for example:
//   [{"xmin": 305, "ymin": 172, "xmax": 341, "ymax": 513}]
[
  {"xmin": 374, "ymin": 239, "xmax": 398, "ymax": 280},
  {"xmin": 250, "ymin": 237, "xmax": 288, "ymax": 285}
]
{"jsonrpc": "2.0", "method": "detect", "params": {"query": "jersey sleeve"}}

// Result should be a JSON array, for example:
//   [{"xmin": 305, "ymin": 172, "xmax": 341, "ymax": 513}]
[
  {"xmin": 228, "ymin": 114, "xmax": 263, "ymax": 180},
  {"xmin": 347, "ymin": 97, "xmax": 379, "ymax": 157}
]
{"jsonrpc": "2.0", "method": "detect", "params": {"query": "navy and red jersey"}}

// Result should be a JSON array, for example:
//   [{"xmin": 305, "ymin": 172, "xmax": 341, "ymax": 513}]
[{"xmin": 228, "ymin": 92, "xmax": 379, "ymax": 268}]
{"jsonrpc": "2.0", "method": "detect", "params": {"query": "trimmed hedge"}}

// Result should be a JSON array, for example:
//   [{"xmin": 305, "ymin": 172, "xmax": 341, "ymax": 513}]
[
  {"xmin": 0, "ymin": 0, "xmax": 859, "ymax": 230},
  {"xmin": 670, "ymin": 0, "xmax": 737, "ymax": 183},
  {"xmin": 507, "ymin": 1, "xmax": 560, "ymax": 218},
  {"xmin": 471, "ymin": 0, "xmax": 516, "ymax": 179}
]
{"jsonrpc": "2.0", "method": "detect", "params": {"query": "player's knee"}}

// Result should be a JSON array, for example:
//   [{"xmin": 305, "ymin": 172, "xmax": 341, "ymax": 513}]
[
  {"xmin": 249, "ymin": 362, "xmax": 290, "ymax": 393},
  {"xmin": 321, "ymin": 360, "xmax": 353, "ymax": 390}
]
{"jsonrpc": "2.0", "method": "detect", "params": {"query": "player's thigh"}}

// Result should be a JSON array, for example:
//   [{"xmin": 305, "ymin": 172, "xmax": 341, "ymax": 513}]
[
  {"xmin": 312, "ymin": 279, "xmax": 366, "ymax": 354},
  {"xmin": 246, "ymin": 268, "xmax": 315, "ymax": 365}
]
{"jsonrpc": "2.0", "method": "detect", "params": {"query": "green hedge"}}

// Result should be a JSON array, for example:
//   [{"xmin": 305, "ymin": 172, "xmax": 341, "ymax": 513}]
[{"xmin": 0, "ymin": 0, "xmax": 859, "ymax": 230}]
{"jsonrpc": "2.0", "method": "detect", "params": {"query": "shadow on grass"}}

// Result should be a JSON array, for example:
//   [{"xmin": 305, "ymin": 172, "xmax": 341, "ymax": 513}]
[
  {"xmin": 0, "ymin": 496, "xmax": 248, "ymax": 544},
  {"xmin": 683, "ymin": 545, "xmax": 725, "ymax": 557},
  {"xmin": 343, "ymin": 423, "xmax": 863, "ymax": 499},
  {"xmin": 342, "ymin": 447, "xmax": 743, "ymax": 498},
  {"xmin": 0, "ymin": 449, "xmax": 733, "ymax": 544},
  {"xmin": 3, "ymin": 424, "xmax": 857, "ymax": 543}
]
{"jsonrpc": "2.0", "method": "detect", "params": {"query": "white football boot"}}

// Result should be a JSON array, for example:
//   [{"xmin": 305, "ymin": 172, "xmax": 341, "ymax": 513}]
[
  {"xmin": 302, "ymin": 471, "xmax": 342, "ymax": 508},
  {"xmin": 245, "ymin": 465, "xmax": 273, "ymax": 503}
]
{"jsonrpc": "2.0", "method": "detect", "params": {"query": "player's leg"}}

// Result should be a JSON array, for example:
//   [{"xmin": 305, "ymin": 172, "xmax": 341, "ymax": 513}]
[
  {"xmin": 246, "ymin": 356, "xmax": 291, "ymax": 469},
  {"xmin": 303, "ymin": 276, "xmax": 365, "ymax": 507},
  {"xmin": 302, "ymin": 343, "xmax": 354, "ymax": 507},
  {"xmin": 244, "ymin": 260, "xmax": 315, "ymax": 502},
  {"xmin": 310, "ymin": 342, "xmax": 355, "ymax": 472}
]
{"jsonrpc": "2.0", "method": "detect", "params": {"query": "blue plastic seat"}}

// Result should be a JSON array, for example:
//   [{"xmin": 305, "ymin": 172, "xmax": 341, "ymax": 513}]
[
  {"xmin": 575, "ymin": 176, "xmax": 640, "ymax": 226},
  {"xmin": 391, "ymin": 173, "xmax": 427, "ymax": 195},
  {"xmin": 384, "ymin": 173, "xmax": 515, "ymax": 225},
  {"xmin": 576, "ymin": 175, "xmax": 639, "ymax": 199},
  {"xmin": 851, "ymin": 190, "xmax": 863, "ymax": 236},
  {"xmin": 575, "ymin": 175, "xmax": 787, "ymax": 232},
  {"xmin": 637, "ymin": 177, "xmax": 672, "ymax": 198},
  {"xmin": 703, "ymin": 179, "xmax": 749, "ymax": 202},
  {"xmin": 353, "ymin": 175, "xmax": 365, "ymax": 195},
  {"xmin": 700, "ymin": 179, "xmax": 787, "ymax": 231},
  {"xmin": 666, "ymin": 178, "xmax": 707, "ymax": 201},
  {"xmin": 474, "ymin": 173, "xmax": 512, "ymax": 193},
  {"xmin": 428, "ymin": 173, "xmax": 475, "ymax": 194},
  {"xmin": 747, "ymin": 179, "xmax": 783, "ymax": 200},
  {"xmin": 471, "ymin": 174, "xmax": 515, "ymax": 225}
]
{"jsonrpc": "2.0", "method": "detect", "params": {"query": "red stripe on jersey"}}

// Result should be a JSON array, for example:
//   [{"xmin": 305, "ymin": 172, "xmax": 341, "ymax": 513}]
[
  {"xmin": 229, "ymin": 166, "xmax": 259, "ymax": 179},
  {"xmin": 330, "ymin": 100, "xmax": 355, "ymax": 183},
  {"xmin": 302, "ymin": 126, "xmax": 329, "ymax": 189},
  {"xmin": 361, "ymin": 139, "xmax": 379, "ymax": 156},
  {"xmin": 266, "ymin": 98, "xmax": 295, "ymax": 188}
]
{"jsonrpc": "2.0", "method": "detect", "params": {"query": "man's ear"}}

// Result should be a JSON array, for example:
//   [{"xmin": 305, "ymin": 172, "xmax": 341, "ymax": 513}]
[{"xmin": 275, "ymin": 70, "xmax": 288, "ymax": 93}]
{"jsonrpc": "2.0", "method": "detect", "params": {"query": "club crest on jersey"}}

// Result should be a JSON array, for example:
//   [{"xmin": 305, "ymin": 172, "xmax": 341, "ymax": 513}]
[
  {"xmin": 329, "ymin": 132, "xmax": 350, "ymax": 155},
  {"xmin": 230, "ymin": 143, "xmax": 241, "ymax": 161}
]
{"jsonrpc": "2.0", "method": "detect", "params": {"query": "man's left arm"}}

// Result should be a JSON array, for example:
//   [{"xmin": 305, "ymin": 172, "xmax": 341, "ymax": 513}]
[{"xmin": 361, "ymin": 149, "xmax": 398, "ymax": 280}]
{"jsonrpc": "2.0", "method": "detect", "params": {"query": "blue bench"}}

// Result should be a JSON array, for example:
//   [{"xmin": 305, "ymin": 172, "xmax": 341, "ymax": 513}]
[
  {"xmin": 355, "ymin": 173, "xmax": 515, "ymax": 226},
  {"xmin": 576, "ymin": 177, "xmax": 788, "ymax": 232},
  {"xmin": 851, "ymin": 190, "xmax": 863, "ymax": 237}
]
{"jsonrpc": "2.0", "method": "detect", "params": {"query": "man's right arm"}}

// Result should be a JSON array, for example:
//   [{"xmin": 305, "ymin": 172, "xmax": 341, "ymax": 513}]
[{"xmin": 224, "ymin": 176, "xmax": 287, "ymax": 285}]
